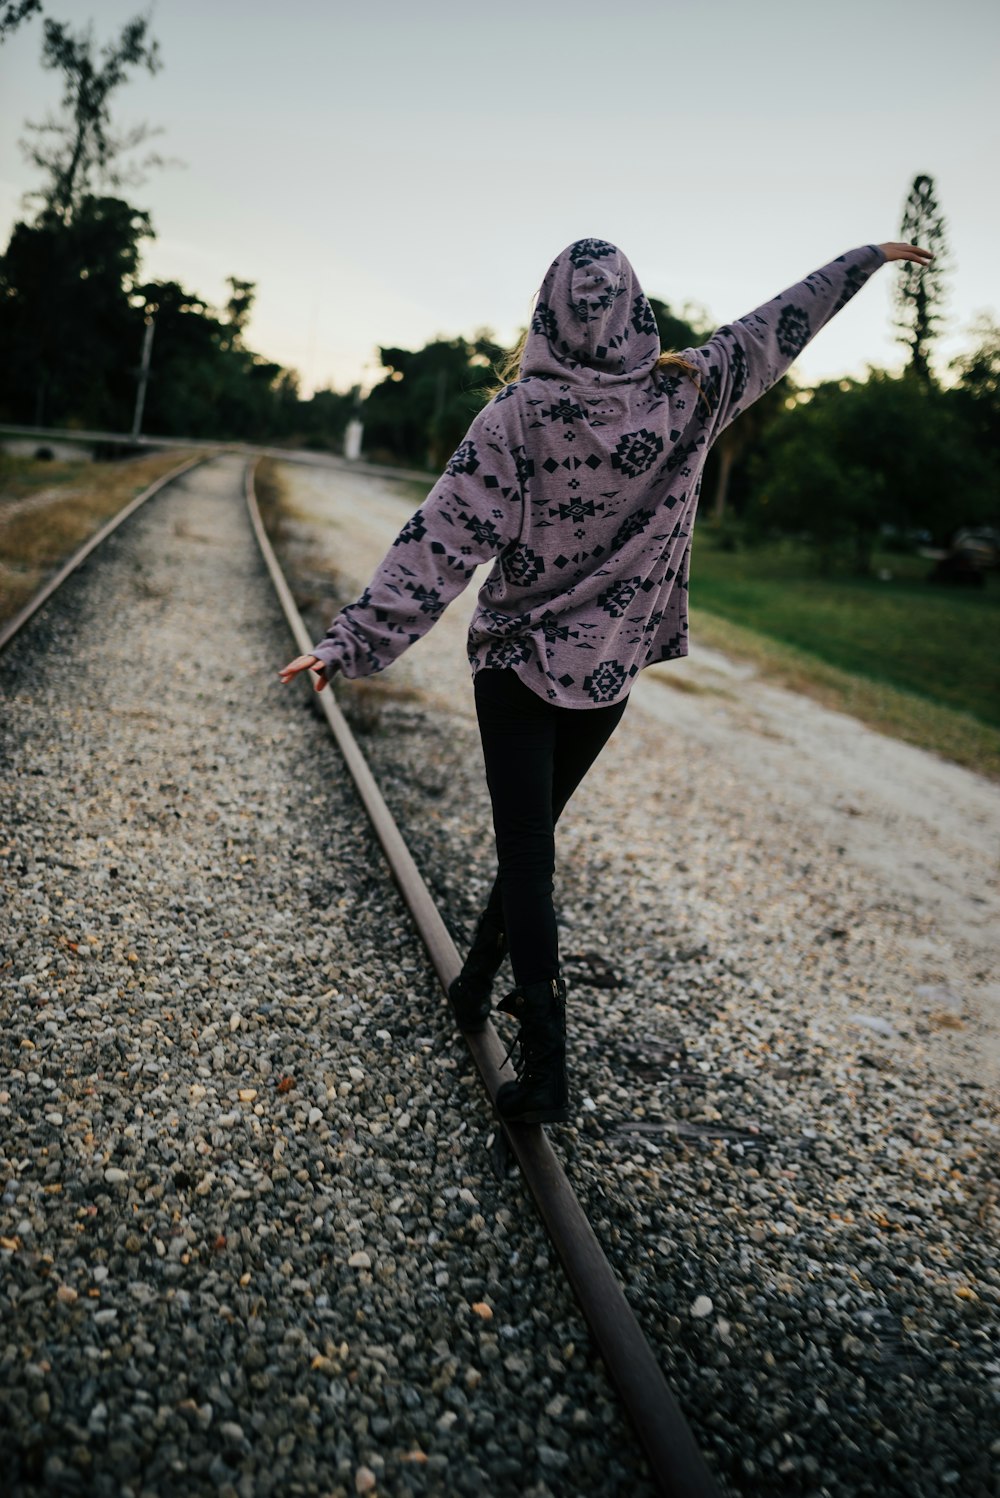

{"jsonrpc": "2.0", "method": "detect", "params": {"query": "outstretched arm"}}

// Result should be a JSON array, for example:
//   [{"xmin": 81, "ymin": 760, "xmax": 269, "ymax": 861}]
[
  {"xmin": 679, "ymin": 241, "xmax": 932, "ymax": 439},
  {"xmin": 279, "ymin": 400, "xmax": 525, "ymax": 690}
]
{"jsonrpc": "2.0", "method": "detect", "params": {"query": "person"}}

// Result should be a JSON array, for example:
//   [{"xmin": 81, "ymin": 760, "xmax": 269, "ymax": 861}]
[{"xmin": 280, "ymin": 234, "xmax": 932, "ymax": 1126}]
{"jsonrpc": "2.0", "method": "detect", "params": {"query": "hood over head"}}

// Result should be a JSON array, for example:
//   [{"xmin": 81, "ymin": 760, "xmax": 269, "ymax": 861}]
[{"xmin": 519, "ymin": 238, "xmax": 661, "ymax": 384}]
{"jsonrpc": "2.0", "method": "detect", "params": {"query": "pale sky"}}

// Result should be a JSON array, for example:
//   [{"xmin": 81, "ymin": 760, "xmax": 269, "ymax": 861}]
[{"xmin": 1, "ymin": 0, "xmax": 997, "ymax": 396}]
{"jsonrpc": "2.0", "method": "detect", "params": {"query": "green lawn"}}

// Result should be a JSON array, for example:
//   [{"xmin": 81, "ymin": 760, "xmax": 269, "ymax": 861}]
[{"xmin": 690, "ymin": 533, "xmax": 1000, "ymax": 730}]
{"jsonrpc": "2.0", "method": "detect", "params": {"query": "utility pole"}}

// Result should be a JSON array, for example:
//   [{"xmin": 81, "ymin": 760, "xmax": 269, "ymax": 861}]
[
  {"xmin": 131, "ymin": 313, "xmax": 156, "ymax": 441},
  {"xmin": 427, "ymin": 367, "xmax": 447, "ymax": 470}
]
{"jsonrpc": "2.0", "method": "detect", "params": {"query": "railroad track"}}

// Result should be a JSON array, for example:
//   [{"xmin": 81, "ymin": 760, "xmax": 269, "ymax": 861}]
[
  {"xmin": 6, "ymin": 447, "xmax": 996, "ymax": 1498},
  {"xmin": 1, "ymin": 454, "xmax": 722, "ymax": 1497},
  {"xmin": 244, "ymin": 461, "xmax": 722, "ymax": 1498}
]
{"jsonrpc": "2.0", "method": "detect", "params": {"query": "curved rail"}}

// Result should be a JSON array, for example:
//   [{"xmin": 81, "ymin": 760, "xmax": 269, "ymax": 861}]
[
  {"xmin": 0, "ymin": 454, "xmax": 205, "ymax": 656},
  {"xmin": 245, "ymin": 458, "xmax": 723, "ymax": 1498}
]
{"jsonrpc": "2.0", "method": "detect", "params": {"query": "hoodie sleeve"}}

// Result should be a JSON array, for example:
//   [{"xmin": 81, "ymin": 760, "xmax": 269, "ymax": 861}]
[
  {"xmin": 310, "ymin": 398, "xmax": 525, "ymax": 680},
  {"xmin": 681, "ymin": 244, "xmax": 887, "ymax": 438}
]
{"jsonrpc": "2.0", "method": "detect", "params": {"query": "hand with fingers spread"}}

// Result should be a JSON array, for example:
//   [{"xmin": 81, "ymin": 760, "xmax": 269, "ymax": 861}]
[
  {"xmin": 278, "ymin": 653, "xmax": 330, "ymax": 691},
  {"xmin": 878, "ymin": 242, "xmax": 934, "ymax": 265}
]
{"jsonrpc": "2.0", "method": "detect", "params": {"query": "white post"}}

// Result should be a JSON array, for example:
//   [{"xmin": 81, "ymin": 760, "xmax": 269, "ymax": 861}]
[
  {"xmin": 344, "ymin": 417, "xmax": 363, "ymax": 461},
  {"xmin": 131, "ymin": 314, "xmax": 156, "ymax": 441}
]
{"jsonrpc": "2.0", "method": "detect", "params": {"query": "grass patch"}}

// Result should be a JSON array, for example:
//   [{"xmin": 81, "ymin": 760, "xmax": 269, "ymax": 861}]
[
  {"xmin": 0, "ymin": 452, "xmax": 95, "ymax": 508},
  {"xmin": 691, "ymin": 533, "xmax": 1000, "ymax": 729},
  {"xmin": 0, "ymin": 448, "xmax": 200, "ymax": 625},
  {"xmin": 690, "ymin": 606, "xmax": 1000, "ymax": 781}
]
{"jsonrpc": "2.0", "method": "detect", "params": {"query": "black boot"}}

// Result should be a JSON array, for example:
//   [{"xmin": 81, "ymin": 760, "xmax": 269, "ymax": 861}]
[
  {"xmin": 448, "ymin": 906, "xmax": 508, "ymax": 1033},
  {"xmin": 495, "ymin": 975, "xmax": 569, "ymax": 1124}
]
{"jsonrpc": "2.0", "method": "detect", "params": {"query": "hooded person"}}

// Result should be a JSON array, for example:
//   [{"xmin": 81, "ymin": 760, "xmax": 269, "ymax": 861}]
[{"xmin": 283, "ymin": 234, "xmax": 917, "ymax": 1125}]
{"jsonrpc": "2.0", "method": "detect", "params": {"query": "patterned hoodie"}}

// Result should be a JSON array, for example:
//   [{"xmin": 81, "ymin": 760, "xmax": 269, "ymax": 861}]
[{"xmin": 310, "ymin": 238, "xmax": 887, "ymax": 706}]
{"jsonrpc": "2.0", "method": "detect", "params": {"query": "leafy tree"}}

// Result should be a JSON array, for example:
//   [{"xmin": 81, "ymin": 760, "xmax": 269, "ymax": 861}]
[
  {"xmin": 125, "ymin": 279, "xmax": 325, "ymax": 442},
  {"xmin": 747, "ymin": 370, "xmax": 994, "ymax": 571},
  {"xmin": 0, "ymin": 9, "xmax": 164, "ymax": 424},
  {"xmin": 746, "ymin": 402, "xmax": 885, "ymax": 573},
  {"xmin": 647, "ymin": 295, "xmax": 710, "ymax": 357},
  {"xmin": 293, "ymin": 387, "xmax": 353, "ymax": 451},
  {"xmin": 21, "ymin": 13, "xmax": 163, "ymax": 222},
  {"xmin": 649, "ymin": 294, "xmax": 789, "ymax": 524},
  {"xmin": 0, "ymin": 7, "xmax": 346, "ymax": 444},
  {"xmin": 950, "ymin": 315, "xmax": 1000, "ymax": 461},
  {"xmin": 894, "ymin": 174, "xmax": 950, "ymax": 383},
  {"xmin": 223, "ymin": 276, "xmax": 256, "ymax": 350},
  {"xmin": 0, "ymin": 194, "xmax": 151, "ymax": 426},
  {"xmin": 0, "ymin": 0, "xmax": 43, "ymax": 39},
  {"xmin": 364, "ymin": 331, "xmax": 505, "ymax": 469},
  {"xmin": 706, "ymin": 378, "xmax": 790, "ymax": 524},
  {"xmin": 127, "ymin": 279, "xmax": 226, "ymax": 435}
]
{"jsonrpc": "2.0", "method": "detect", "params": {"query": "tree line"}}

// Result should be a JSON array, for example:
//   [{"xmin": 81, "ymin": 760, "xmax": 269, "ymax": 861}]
[
  {"xmin": 1, "ymin": 7, "xmax": 997, "ymax": 575},
  {"xmin": 0, "ymin": 6, "xmax": 355, "ymax": 447}
]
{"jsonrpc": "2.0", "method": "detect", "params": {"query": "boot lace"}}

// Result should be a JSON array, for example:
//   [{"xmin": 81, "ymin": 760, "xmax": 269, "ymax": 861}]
[
  {"xmin": 498, "ymin": 1016, "xmax": 549, "ymax": 1084},
  {"xmin": 496, "ymin": 980, "xmax": 562, "ymax": 1082},
  {"xmin": 499, "ymin": 1026, "xmax": 527, "ymax": 1080}
]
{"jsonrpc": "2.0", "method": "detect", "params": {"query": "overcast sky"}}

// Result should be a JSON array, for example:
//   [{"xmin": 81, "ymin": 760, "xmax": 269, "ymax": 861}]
[{"xmin": 1, "ymin": 0, "xmax": 997, "ymax": 395}]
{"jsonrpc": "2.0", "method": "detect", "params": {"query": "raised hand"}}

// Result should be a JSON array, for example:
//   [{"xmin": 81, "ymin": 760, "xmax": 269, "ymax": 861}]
[
  {"xmin": 278, "ymin": 653, "xmax": 329, "ymax": 691},
  {"xmin": 878, "ymin": 242, "xmax": 934, "ymax": 266}
]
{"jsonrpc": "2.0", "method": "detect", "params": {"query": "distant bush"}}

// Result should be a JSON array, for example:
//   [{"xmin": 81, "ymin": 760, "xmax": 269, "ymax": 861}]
[{"xmin": 746, "ymin": 370, "xmax": 997, "ymax": 573}]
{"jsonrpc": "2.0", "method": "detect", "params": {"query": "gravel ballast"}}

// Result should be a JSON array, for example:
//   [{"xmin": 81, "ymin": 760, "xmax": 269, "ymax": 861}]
[
  {"xmin": 1, "ymin": 456, "xmax": 657, "ymax": 1498},
  {"xmin": 268, "ymin": 456, "xmax": 1000, "ymax": 1498}
]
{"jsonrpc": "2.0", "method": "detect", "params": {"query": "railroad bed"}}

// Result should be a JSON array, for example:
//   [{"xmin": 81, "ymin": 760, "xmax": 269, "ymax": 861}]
[{"xmin": 1, "ymin": 453, "xmax": 997, "ymax": 1498}]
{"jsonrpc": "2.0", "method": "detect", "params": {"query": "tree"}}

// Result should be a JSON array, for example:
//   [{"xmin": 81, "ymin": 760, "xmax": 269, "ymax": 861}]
[
  {"xmin": 0, "ymin": 195, "xmax": 152, "ymax": 426},
  {"xmin": 0, "ymin": 9, "xmax": 165, "ymax": 424},
  {"xmin": 223, "ymin": 276, "xmax": 256, "ymax": 351},
  {"xmin": 0, "ymin": 8, "xmax": 336, "ymax": 443},
  {"xmin": 746, "ymin": 398, "xmax": 885, "ymax": 573},
  {"xmin": 648, "ymin": 294, "xmax": 788, "ymax": 524},
  {"xmin": 646, "ymin": 295, "xmax": 710, "ymax": 357},
  {"xmin": 950, "ymin": 315, "xmax": 1000, "ymax": 461},
  {"xmin": 364, "ymin": 331, "xmax": 506, "ymax": 469},
  {"xmin": 706, "ymin": 378, "xmax": 790, "ymax": 524},
  {"xmin": 126, "ymin": 278, "xmax": 224, "ymax": 435},
  {"xmin": 0, "ymin": 0, "xmax": 43, "ymax": 40},
  {"xmin": 894, "ymin": 174, "xmax": 950, "ymax": 383},
  {"xmin": 294, "ymin": 387, "xmax": 353, "ymax": 451},
  {"xmin": 747, "ymin": 371, "xmax": 994, "ymax": 571},
  {"xmin": 21, "ymin": 13, "xmax": 163, "ymax": 222}
]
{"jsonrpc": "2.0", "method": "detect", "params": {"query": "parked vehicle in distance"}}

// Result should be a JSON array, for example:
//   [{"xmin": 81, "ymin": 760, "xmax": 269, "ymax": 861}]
[{"xmin": 950, "ymin": 526, "xmax": 1000, "ymax": 569}]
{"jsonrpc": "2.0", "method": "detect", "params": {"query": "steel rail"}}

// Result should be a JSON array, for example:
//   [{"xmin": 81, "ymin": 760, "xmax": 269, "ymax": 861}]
[
  {"xmin": 0, "ymin": 454, "xmax": 205, "ymax": 656},
  {"xmin": 245, "ymin": 458, "xmax": 723, "ymax": 1498},
  {"xmin": 0, "ymin": 424, "xmax": 437, "ymax": 486}
]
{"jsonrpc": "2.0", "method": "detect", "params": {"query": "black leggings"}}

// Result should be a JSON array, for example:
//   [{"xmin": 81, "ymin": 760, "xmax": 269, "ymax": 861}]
[{"xmin": 473, "ymin": 668, "xmax": 629, "ymax": 988}]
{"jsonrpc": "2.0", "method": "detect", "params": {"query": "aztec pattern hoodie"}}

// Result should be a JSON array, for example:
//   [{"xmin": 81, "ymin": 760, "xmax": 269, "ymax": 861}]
[{"xmin": 310, "ymin": 238, "xmax": 886, "ymax": 706}]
